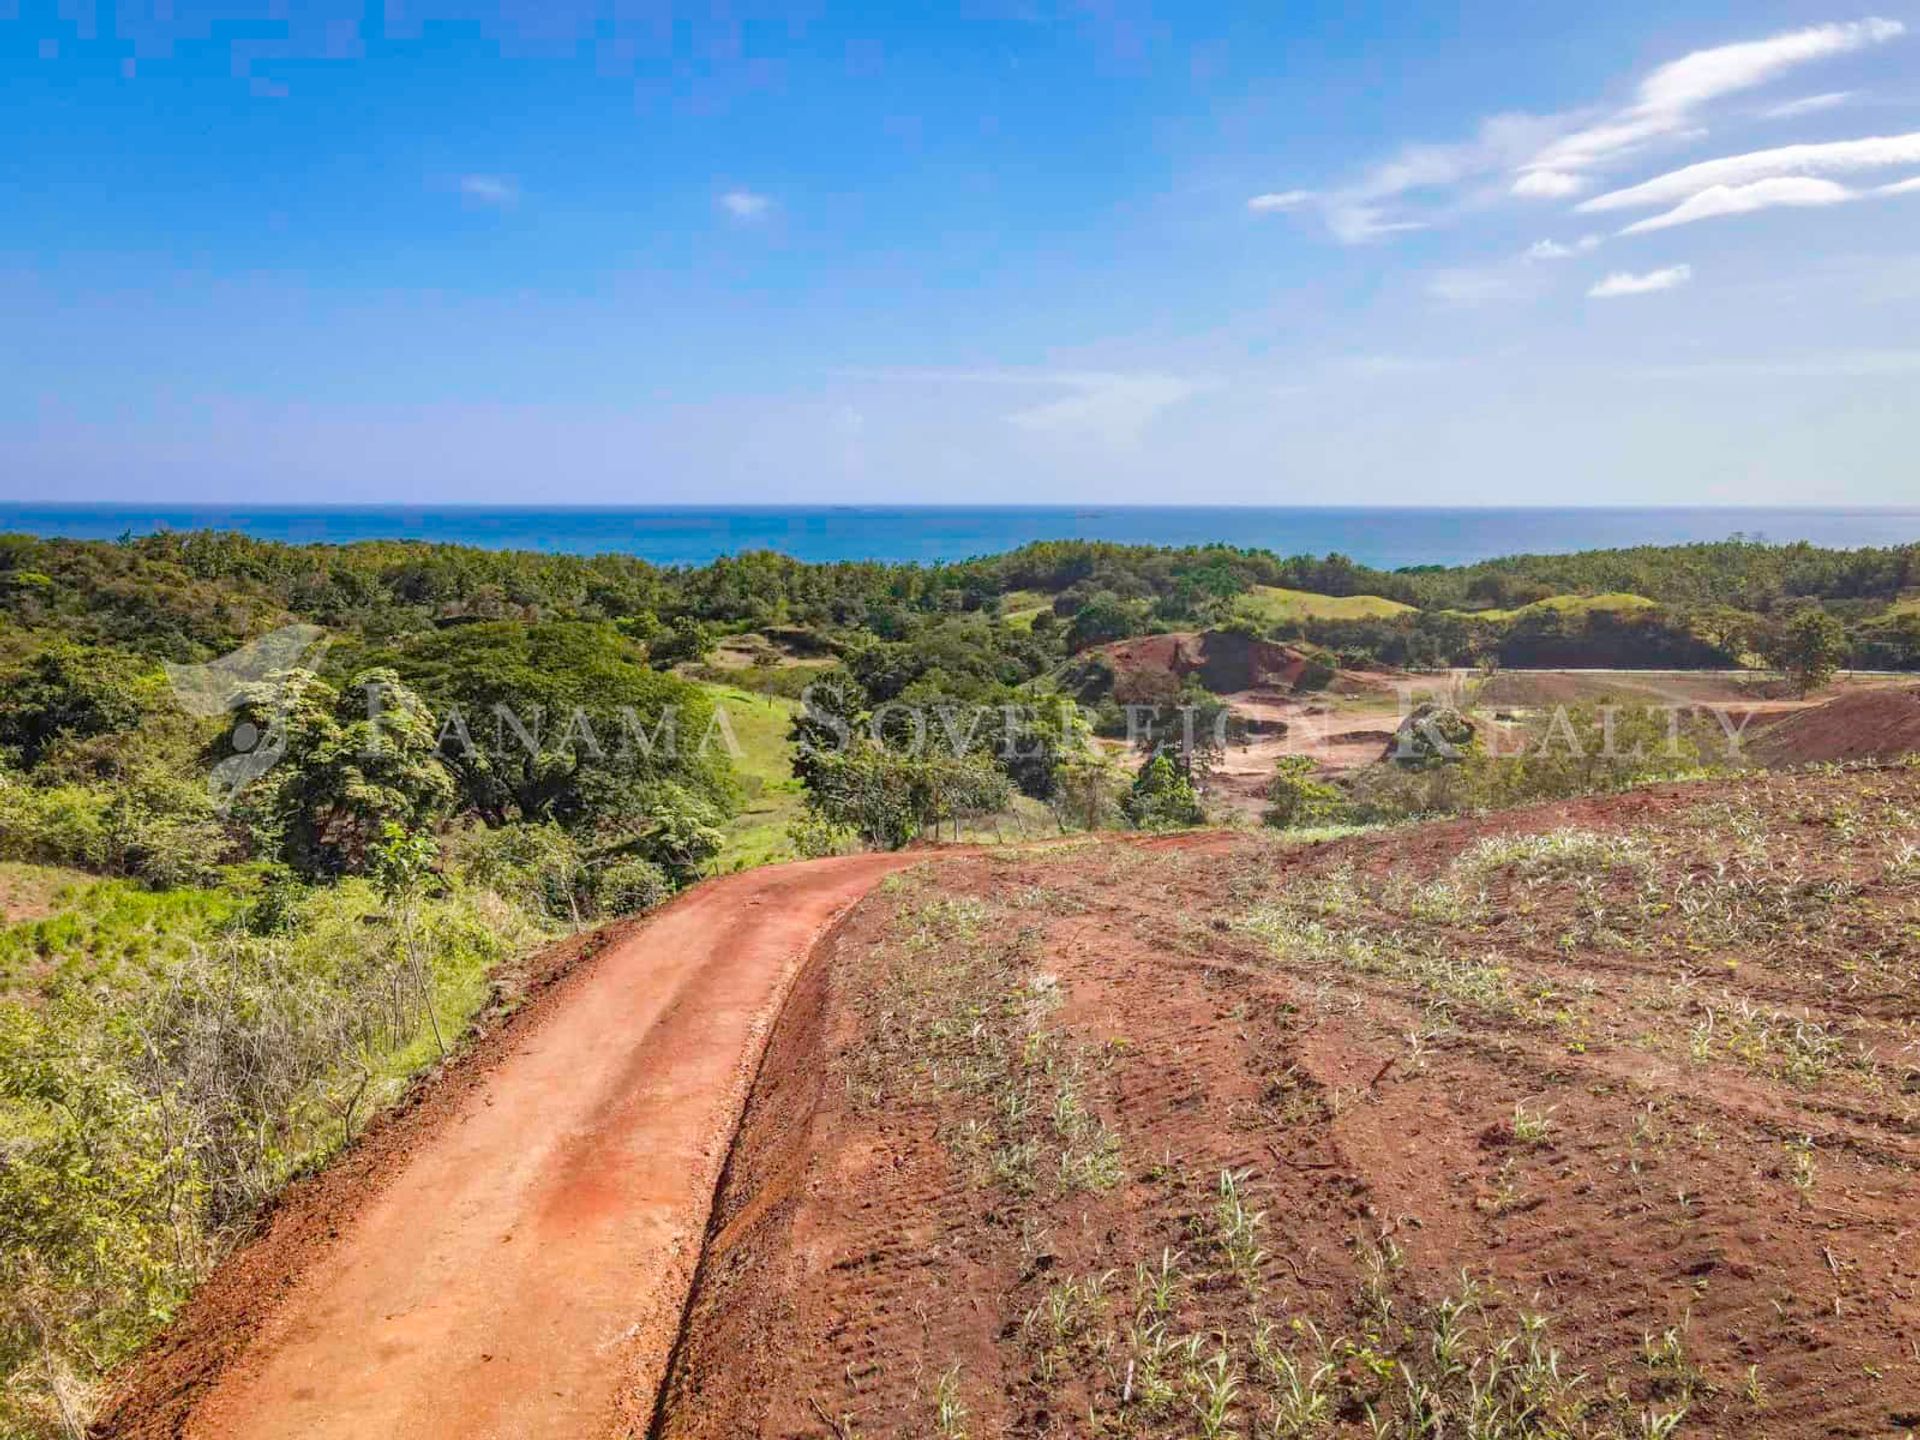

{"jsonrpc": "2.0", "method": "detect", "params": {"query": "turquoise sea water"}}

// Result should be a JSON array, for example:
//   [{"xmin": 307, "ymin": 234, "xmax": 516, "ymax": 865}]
[{"xmin": 4, "ymin": 504, "xmax": 1918, "ymax": 570}]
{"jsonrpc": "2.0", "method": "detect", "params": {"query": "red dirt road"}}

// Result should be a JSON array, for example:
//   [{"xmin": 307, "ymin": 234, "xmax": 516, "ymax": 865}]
[{"xmin": 167, "ymin": 853, "xmax": 917, "ymax": 1440}]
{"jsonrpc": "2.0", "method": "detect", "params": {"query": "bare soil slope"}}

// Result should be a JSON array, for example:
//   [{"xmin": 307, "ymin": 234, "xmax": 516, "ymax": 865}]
[
  {"xmin": 658, "ymin": 774, "xmax": 1920, "ymax": 1439},
  {"xmin": 97, "ymin": 853, "xmax": 919, "ymax": 1440},
  {"xmin": 1751, "ymin": 686, "xmax": 1920, "ymax": 767},
  {"xmin": 1100, "ymin": 630, "xmax": 1311, "ymax": 694}
]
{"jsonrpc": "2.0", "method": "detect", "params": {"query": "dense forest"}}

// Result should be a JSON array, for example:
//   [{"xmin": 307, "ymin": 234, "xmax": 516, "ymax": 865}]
[
  {"xmin": 1, "ymin": 525, "xmax": 1917, "ymax": 1435},
  {"xmin": 5, "ymin": 529, "xmax": 1917, "ymax": 666}
]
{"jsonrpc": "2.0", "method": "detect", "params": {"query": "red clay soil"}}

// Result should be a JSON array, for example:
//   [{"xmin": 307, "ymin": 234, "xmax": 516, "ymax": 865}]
[
  {"xmin": 94, "ymin": 852, "xmax": 921, "ymax": 1440},
  {"xmin": 1100, "ymin": 631, "xmax": 1310, "ymax": 694},
  {"xmin": 655, "ymin": 774, "xmax": 1920, "ymax": 1439},
  {"xmin": 1750, "ymin": 685, "xmax": 1920, "ymax": 767}
]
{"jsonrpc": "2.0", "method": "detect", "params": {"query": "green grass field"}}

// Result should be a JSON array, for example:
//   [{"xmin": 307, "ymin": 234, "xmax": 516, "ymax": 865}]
[
  {"xmin": 698, "ymin": 681, "xmax": 808, "ymax": 869},
  {"xmin": 1457, "ymin": 591, "xmax": 1659, "ymax": 623},
  {"xmin": 1864, "ymin": 595, "xmax": 1920, "ymax": 626},
  {"xmin": 1238, "ymin": 585, "xmax": 1417, "ymax": 623},
  {"xmin": 998, "ymin": 589, "xmax": 1055, "ymax": 628}
]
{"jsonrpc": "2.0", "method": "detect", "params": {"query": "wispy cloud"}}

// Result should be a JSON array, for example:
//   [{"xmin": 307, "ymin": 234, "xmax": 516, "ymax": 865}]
[
  {"xmin": 1763, "ymin": 91, "xmax": 1855, "ymax": 120},
  {"xmin": 1589, "ymin": 264, "xmax": 1693, "ymax": 298},
  {"xmin": 1246, "ymin": 190, "xmax": 1313, "ymax": 213},
  {"xmin": 1525, "ymin": 235, "xmax": 1603, "ymax": 260},
  {"xmin": 719, "ymin": 189, "xmax": 773, "ymax": 219},
  {"xmin": 457, "ymin": 174, "xmax": 518, "ymax": 207},
  {"xmin": 1581, "ymin": 131, "xmax": 1920, "ymax": 212},
  {"xmin": 1261, "ymin": 18, "xmax": 1906, "ymax": 244},
  {"xmin": 1309, "ymin": 112, "xmax": 1564, "ymax": 243},
  {"xmin": 1514, "ymin": 19, "xmax": 1904, "ymax": 197},
  {"xmin": 1621, "ymin": 175, "xmax": 1857, "ymax": 233},
  {"xmin": 1512, "ymin": 169, "xmax": 1589, "ymax": 199}
]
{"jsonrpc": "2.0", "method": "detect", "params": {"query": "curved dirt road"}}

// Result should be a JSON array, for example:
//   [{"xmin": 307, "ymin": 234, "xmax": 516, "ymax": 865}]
[{"xmin": 169, "ymin": 853, "xmax": 917, "ymax": 1440}]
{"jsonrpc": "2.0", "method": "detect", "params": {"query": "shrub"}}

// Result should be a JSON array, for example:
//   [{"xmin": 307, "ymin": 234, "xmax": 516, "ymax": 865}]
[
  {"xmin": 786, "ymin": 813, "xmax": 855, "ymax": 858},
  {"xmin": 0, "ymin": 771, "xmax": 229, "ymax": 888},
  {"xmin": 1123, "ymin": 754, "xmax": 1205, "ymax": 830},
  {"xmin": 1263, "ymin": 756, "xmax": 1348, "ymax": 829},
  {"xmin": 452, "ymin": 822, "xmax": 590, "ymax": 924},
  {"xmin": 1388, "ymin": 703, "xmax": 1478, "ymax": 769},
  {"xmin": 593, "ymin": 857, "xmax": 671, "ymax": 916}
]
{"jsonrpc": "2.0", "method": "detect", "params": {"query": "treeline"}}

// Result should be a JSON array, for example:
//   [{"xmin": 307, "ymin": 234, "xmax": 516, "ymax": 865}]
[{"xmin": 4, "ymin": 529, "xmax": 1918, "ymax": 666}]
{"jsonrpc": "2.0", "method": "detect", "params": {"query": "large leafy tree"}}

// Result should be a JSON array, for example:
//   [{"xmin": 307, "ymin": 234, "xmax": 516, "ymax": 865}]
[
  {"xmin": 373, "ymin": 621, "xmax": 735, "ymax": 841},
  {"xmin": 0, "ymin": 644, "xmax": 164, "ymax": 770},
  {"xmin": 1765, "ymin": 607, "xmax": 1849, "ymax": 696},
  {"xmin": 229, "ymin": 666, "xmax": 455, "ymax": 877}
]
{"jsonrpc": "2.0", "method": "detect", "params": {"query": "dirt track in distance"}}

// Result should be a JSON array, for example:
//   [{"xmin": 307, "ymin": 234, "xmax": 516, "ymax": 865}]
[{"xmin": 98, "ymin": 852, "xmax": 920, "ymax": 1440}]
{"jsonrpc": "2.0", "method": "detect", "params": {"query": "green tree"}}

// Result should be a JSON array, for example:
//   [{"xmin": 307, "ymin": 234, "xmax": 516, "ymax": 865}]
[
  {"xmin": 1048, "ymin": 707, "xmax": 1123, "ymax": 832},
  {"xmin": 230, "ymin": 667, "xmax": 455, "ymax": 877},
  {"xmin": 1122, "ymin": 753, "xmax": 1205, "ymax": 830},
  {"xmin": 370, "ymin": 822, "xmax": 446, "ymax": 1055},
  {"xmin": 1767, "ymin": 608, "xmax": 1848, "ymax": 695},
  {"xmin": 1064, "ymin": 593, "xmax": 1151, "ymax": 652},
  {"xmin": 633, "ymin": 782, "xmax": 726, "ymax": 882},
  {"xmin": 374, "ymin": 621, "xmax": 735, "ymax": 841},
  {"xmin": 0, "ymin": 644, "xmax": 163, "ymax": 770}
]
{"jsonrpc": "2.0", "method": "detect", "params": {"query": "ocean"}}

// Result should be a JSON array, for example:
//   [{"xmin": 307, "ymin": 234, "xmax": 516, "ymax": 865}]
[{"xmin": 4, "ymin": 504, "xmax": 1918, "ymax": 571}]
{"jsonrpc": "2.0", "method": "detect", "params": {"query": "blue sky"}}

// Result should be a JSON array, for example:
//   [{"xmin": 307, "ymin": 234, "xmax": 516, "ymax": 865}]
[{"xmin": 4, "ymin": 2, "xmax": 1918, "ymax": 505}]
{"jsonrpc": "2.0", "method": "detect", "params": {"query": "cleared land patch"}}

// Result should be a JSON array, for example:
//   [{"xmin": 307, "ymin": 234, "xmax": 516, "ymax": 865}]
[{"xmin": 658, "ymin": 772, "xmax": 1920, "ymax": 1440}]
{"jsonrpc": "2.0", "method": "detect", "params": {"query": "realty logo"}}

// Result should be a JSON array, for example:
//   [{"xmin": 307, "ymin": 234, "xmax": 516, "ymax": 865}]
[{"xmin": 162, "ymin": 624, "xmax": 330, "ymax": 810}]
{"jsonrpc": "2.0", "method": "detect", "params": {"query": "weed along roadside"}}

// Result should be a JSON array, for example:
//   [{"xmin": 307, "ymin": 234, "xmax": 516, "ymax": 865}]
[{"xmin": 91, "ymin": 853, "xmax": 921, "ymax": 1439}]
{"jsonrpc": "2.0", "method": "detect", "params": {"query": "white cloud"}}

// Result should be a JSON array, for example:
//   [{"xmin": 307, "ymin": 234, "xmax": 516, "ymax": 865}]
[
  {"xmin": 1290, "ymin": 19, "xmax": 1905, "ymax": 241},
  {"xmin": 1875, "ymin": 174, "xmax": 1920, "ymax": 195},
  {"xmin": 1526, "ymin": 235, "xmax": 1603, "ymax": 260},
  {"xmin": 1513, "ymin": 169, "xmax": 1588, "ymax": 198},
  {"xmin": 1315, "ymin": 111, "xmax": 1563, "ymax": 243},
  {"xmin": 457, "ymin": 174, "xmax": 518, "ymax": 207},
  {"xmin": 1581, "ymin": 131, "xmax": 1920, "ymax": 211},
  {"xmin": 1641, "ymin": 20, "xmax": 1897, "ymax": 112},
  {"xmin": 1514, "ymin": 19, "xmax": 1904, "ymax": 195},
  {"xmin": 719, "ymin": 189, "xmax": 773, "ymax": 219},
  {"xmin": 1589, "ymin": 264, "xmax": 1693, "ymax": 298},
  {"xmin": 1620, "ymin": 176, "xmax": 1856, "ymax": 233},
  {"xmin": 1763, "ymin": 91, "xmax": 1855, "ymax": 119},
  {"xmin": 1246, "ymin": 190, "xmax": 1313, "ymax": 213}
]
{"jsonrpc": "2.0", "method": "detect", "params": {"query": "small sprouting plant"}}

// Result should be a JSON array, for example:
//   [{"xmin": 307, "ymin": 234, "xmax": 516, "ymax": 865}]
[
  {"xmin": 933, "ymin": 1365, "xmax": 968, "ymax": 1440},
  {"xmin": 1511, "ymin": 1100, "xmax": 1557, "ymax": 1145},
  {"xmin": 1215, "ymin": 1169, "xmax": 1268, "ymax": 1292},
  {"xmin": 1189, "ymin": 1347, "xmax": 1240, "ymax": 1440},
  {"xmin": 1134, "ymin": 1248, "xmax": 1184, "ymax": 1319},
  {"xmin": 1784, "ymin": 1135, "xmax": 1817, "ymax": 1196},
  {"xmin": 1642, "ymin": 1324, "xmax": 1703, "ymax": 1404}
]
